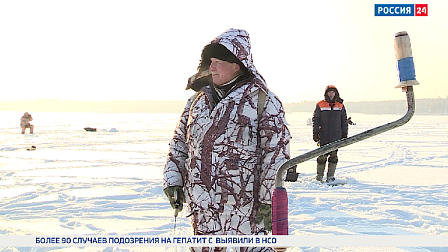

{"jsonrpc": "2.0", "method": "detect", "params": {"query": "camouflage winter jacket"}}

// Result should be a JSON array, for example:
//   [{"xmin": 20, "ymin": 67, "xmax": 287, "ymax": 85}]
[
  {"xmin": 20, "ymin": 113, "xmax": 33, "ymax": 128},
  {"xmin": 163, "ymin": 29, "xmax": 291, "ymax": 217}
]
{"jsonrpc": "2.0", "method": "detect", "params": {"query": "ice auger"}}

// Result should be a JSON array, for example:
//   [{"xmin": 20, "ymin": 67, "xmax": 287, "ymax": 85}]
[{"xmin": 271, "ymin": 31, "xmax": 419, "ymax": 251}]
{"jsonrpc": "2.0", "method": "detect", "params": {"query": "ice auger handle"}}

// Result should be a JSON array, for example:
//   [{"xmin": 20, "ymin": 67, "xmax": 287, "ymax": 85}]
[{"xmin": 272, "ymin": 31, "xmax": 418, "ymax": 249}]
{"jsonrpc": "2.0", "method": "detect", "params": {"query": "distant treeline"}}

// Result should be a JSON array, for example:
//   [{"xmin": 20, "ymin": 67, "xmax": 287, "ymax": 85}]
[
  {"xmin": 1, "ymin": 98, "xmax": 447, "ymax": 115},
  {"xmin": 0, "ymin": 100, "xmax": 186, "ymax": 114},
  {"xmin": 285, "ymin": 98, "xmax": 448, "ymax": 115}
]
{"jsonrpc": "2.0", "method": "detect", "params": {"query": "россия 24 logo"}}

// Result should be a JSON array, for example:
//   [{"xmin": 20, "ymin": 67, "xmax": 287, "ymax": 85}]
[{"xmin": 375, "ymin": 4, "xmax": 428, "ymax": 16}]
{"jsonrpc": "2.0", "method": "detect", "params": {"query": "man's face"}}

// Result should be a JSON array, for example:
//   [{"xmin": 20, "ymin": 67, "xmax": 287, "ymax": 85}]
[
  {"xmin": 209, "ymin": 58, "xmax": 240, "ymax": 86},
  {"xmin": 327, "ymin": 90, "xmax": 336, "ymax": 101}
]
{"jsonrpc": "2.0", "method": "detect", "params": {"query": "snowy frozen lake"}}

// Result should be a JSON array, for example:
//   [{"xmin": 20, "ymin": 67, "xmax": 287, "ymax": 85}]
[{"xmin": 0, "ymin": 111, "xmax": 447, "ymax": 252}]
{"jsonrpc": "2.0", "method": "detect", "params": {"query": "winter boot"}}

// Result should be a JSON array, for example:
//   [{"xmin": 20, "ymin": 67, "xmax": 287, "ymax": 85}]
[
  {"xmin": 326, "ymin": 162, "xmax": 337, "ymax": 182},
  {"xmin": 316, "ymin": 163, "xmax": 325, "ymax": 181}
]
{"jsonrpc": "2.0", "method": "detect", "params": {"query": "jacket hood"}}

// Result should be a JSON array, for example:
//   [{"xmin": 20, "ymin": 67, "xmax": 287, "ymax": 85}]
[
  {"xmin": 324, "ymin": 85, "xmax": 343, "ymax": 103},
  {"xmin": 186, "ymin": 28, "xmax": 267, "ymax": 93}
]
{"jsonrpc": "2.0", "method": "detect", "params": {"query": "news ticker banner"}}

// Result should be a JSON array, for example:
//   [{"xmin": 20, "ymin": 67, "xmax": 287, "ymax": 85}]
[
  {"xmin": 0, "ymin": 235, "xmax": 447, "ymax": 247},
  {"xmin": 375, "ymin": 4, "xmax": 428, "ymax": 16}
]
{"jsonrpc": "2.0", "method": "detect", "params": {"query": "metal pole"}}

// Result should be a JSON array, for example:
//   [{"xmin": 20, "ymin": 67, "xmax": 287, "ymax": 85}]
[
  {"xmin": 271, "ymin": 32, "xmax": 418, "ymax": 245},
  {"xmin": 275, "ymin": 86, "xmax": 415, "ymax": 188}
]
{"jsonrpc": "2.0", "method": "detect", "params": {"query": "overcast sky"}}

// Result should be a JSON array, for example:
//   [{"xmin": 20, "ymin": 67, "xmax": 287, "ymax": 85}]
[{"xmin": 1, "ymin": 0, "xmax": 446, "ymax": 103}]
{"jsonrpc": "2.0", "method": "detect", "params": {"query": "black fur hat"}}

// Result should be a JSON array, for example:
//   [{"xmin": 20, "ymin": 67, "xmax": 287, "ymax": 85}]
[
  {"xmin": 198, "ymin": 43, "xmax": 247, "ymax": 72},
  {"xmin": 187, "ymin": 43, "xmax": 250, "ymax": 91}
]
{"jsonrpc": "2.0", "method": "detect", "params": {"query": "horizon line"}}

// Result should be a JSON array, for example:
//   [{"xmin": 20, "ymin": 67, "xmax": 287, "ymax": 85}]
[{"xmin": 3, "ymin": 97, "xmax": 446, "ymax": 103}]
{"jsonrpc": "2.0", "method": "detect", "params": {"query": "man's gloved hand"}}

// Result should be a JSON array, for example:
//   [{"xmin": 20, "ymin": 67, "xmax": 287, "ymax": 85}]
[
  {"xmin": 256, "ymin": 203, "xmax": 272, "ymax": 231},
  {"xmin": 163, "ymin": 186, "xmax": 184, "ymax": 212},
  {"xmin": 313, "ymin": 134, "xmax": 320, "ymax": 142}
]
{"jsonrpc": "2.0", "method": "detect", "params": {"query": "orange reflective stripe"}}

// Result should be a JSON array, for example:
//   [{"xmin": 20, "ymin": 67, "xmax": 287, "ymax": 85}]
[
  {"xmin": 317, "ymin": 100, "xmax": 330, "ymax": 109},
  {"xmin": 334, "ymin": 102, "xmax": 343, "ymax": 109},
  {"xmin": 317, "ymin": 100, "xmax": 344, "ymax": 111}
]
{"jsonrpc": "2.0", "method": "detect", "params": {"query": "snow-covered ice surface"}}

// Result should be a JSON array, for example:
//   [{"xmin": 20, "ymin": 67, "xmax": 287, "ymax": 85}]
[{"xmin": 1, "ymin": 111, "xmax": 447, "ymax": 252}]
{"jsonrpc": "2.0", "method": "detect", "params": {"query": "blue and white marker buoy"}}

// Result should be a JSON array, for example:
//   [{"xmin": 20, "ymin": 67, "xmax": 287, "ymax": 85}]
[{"xmin": 394, "ymin": 31, "xmax": 419, "ymax": 90}]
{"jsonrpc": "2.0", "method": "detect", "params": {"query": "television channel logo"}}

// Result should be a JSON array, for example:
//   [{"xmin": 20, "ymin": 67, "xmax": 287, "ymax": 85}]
[{"xmin": 375, "ymin": 4, "xmax": 428, "ymax": 16}]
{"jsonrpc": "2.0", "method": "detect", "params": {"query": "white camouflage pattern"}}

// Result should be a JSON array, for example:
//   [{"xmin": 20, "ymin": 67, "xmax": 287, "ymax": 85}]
[{"xmin": 163, "ymin": 29, "xmax": 291, "ymax": 250}]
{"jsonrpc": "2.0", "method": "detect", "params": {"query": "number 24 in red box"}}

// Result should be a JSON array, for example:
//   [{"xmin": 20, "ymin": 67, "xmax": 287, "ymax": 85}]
[{"xmin": 415, "ymin": 4, "xmax": 428, "ymax": 16}]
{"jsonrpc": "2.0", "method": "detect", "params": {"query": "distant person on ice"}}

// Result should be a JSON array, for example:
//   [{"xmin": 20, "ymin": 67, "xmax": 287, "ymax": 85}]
[
  {"xmin": 163, "ymin": 28, "xmax": 292, "ymax": 252},
  {"xmin": 348, "ymin": 116, "xmax": 356, "ymax": 125},
  {"xmin": 20, "ymin": 112, "xmax": 34, "ymax": 134},
  {"xmin": 312, "ymin": 85, "xmax": 348, "ymax": 182}
]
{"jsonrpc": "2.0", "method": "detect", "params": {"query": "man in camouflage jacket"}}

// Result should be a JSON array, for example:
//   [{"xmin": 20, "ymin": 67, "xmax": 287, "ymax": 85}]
[{"xmin": 163, "ymin": 28, "xmax": 291, "ymax": 252}]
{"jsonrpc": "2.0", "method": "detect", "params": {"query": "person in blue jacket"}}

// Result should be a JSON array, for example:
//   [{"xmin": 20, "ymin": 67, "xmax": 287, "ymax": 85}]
[{"xmin": 312, "ymin": 85, "xmax": 348, "ymax": 182}]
